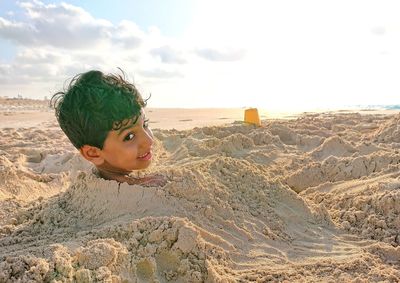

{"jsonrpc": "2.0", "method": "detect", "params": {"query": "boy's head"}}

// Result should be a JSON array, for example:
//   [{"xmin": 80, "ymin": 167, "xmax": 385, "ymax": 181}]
[{"xmin": 51, "ymin": 70, "xmax": 154, "ymax": 175}]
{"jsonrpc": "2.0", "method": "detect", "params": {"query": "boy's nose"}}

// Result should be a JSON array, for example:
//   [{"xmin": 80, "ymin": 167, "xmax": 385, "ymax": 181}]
[{"xmin": 142, "ymin": 129, "xmax": 154, "ymax": 148}]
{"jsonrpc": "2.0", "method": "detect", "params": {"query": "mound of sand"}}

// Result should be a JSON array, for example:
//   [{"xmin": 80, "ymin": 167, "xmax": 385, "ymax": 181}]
[
  {"xmin": 374, "ymin": 113, "xmax": 400, "ymax": 143},
  {"xmin": 302, "ymin": 175, "xmax": 400, "ymax": 246},
  {"xmin": 1, "ymin": 109, "xmax": 400, "ymax": 282},
  {"xmin": 286, "ymin": 153, "xmax": 400, "ymax": 192},
  {"xmin": 310, "ymin": 136, "xmax": 356, "ymax": 160}
]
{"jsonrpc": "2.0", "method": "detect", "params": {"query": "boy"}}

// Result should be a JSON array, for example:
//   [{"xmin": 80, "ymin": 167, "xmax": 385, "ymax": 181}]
[{"xmin": 51, "ymin": 70, "xmax": 167, "ymax": 187}]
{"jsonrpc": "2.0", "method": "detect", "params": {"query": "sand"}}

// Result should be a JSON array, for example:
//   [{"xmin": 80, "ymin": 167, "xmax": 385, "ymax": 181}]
[{"xmin": 0, "ymin": 98, "xmax": 399, "ymax": 282}]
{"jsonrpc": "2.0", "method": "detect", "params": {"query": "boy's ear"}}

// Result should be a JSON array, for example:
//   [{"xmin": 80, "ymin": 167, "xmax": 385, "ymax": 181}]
[{"xmin": 79, "ymin": 145, "xmax": 104, "ymax": 166}]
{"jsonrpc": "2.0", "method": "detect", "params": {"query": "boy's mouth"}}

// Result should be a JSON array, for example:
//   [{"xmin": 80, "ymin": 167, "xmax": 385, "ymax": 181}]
[{"xmin": 137, "ymin": 151, "xmax": 152, "ymax": 161}]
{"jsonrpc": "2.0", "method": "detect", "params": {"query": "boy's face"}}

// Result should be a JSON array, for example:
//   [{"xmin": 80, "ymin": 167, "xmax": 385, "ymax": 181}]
[{"xmin": 97, "ymin": 110, "xmax": 154, "ymax": 174}]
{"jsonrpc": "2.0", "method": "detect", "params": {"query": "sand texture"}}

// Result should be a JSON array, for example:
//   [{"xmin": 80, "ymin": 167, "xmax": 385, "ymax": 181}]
[{"xmin": 0, "ymin": 99, "xmax": 400, "ymax": 282}]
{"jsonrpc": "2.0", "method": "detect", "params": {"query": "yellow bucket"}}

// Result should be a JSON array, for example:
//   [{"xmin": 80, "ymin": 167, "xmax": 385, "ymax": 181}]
[{"xmin": 244, "ymin": 108, "xmax": 261, "ymax": 126}]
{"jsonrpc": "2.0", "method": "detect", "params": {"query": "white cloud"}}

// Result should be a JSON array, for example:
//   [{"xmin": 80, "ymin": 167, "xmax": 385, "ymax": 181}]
[
  {"xmin": 0, "ymin": 1, "xmax": 114, "ymax": 49},
  {"xmin": 0, "ymin": 64, "xmax": 12, "ymax": 83},
  {"xmin": 0, "ymin": 1, "xmax": 156, "ymax": 93},
  {"xmin": 138, "ymin": 68, "xmax": 183, "ymax": 79},
  {"xmin": 0, "ymin": 49, "xmax": 66, "ymax": 84},
  {"xmin": 14, "ymin": 49, "xmax": 63, "ymax": 64},
  {"xmin": 2, "ymin": 0, "xmax": 399, "ymax": 108},
  {"xmin": 113, "ymin": 20, "xmax": 144, "ymax": 49},
  {"xmin": 150, "ymin": 45, "xmax": 187, "ymax": 64},
  {"xmin": 371, "ymin": 26, "xmax": 386, "ymax": 36},
  {"xmin": 0, "ymin": 17, "xmax": 36, "ymax": 46},
  {"xmin": 195, "ymin": 48, "xmax": 246, "ymax": 62},
  {"xmin": 0, "ymin": 0, "xmax": 245, "ymax": 101}
]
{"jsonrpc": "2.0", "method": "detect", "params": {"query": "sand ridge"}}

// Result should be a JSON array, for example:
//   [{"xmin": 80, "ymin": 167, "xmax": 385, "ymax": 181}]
[{"xmin": 0, "ymin": 101, "xmax": 400, "ymax": 282}]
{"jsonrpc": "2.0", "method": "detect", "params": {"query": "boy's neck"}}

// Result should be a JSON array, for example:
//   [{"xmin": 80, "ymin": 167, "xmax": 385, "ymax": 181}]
[
  {"xmin": 96, "ymin": 163, "xmax": 131, "ymax": 181},
  {"xmin": 94, "ymin": 166, "xmax": 167, "ymax": 187}
]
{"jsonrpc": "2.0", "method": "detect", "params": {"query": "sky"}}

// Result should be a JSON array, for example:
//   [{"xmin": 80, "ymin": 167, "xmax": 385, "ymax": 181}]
[{"xmin": 0, "ymin": 0, "xmax": 399, "ymax": 110}]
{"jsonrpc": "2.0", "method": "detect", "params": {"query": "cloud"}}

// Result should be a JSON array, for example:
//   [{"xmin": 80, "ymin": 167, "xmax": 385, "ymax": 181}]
[
  {"xmin": 14, "ymin": 48, "xmax": 63, "ymax": 64},
  {"xmin": 0, "ymin": 54, "xmax": 57, "ymax": 84},
  {"xmin": 0, "ymin": 1, "xmax": 147, "ymax": 91},
  {"xmin": 0, "ymin": 64, "xmax": 11, "ymax": 79},
  {"xmin": 195, "ymin": 47, "xmax": 246, "ymax": 61},
  {"xmin": 0, "ymin": 0, "xmax": 248, "ymax": 99},
  {"xmin": 138, "ymin": 68, "xmax": 183, "ymax": 79},
  {"xmin": 0, "ymin": 1, "xmax": 143, "ymax": 49},
  {"xmin": 150, "ymin": 45, "xmax": 187, "ymax": 64},
  {"xmin": 113, "ymin": 20, "xmax": 143, "ymax": 49},
  {"xmin": 0, "ymin": 47, "xmax": 107, "ymax": 85},
  {"xmin": 0, "ymin": 17, "xmax": 36, "ymax": 46},
  {"xmin": 371, "ymin": 26, "xmax": 386, "ymax": 36}
]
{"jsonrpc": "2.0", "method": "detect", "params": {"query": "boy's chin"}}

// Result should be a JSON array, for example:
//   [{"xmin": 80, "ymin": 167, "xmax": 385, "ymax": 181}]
[
  {"xmin": 135, "ymin": 162, "xmax": 152, "ymax": 171},
  {"xmin": 96, "ymin": 159, "xmax": 152, "ymax": 174},
  {"xmin": 128, "ymin": 160, "xmax": 152, "ymax": 171}
]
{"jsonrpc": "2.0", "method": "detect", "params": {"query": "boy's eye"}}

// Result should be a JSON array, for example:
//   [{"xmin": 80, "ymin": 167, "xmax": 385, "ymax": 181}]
[
  {"xmin": 123, "ymin": 133, "xmax": 135, "ymax": 141},
  {"xmin": 143, "ymin": 119, "xmax": 149, "ymax": 128}
]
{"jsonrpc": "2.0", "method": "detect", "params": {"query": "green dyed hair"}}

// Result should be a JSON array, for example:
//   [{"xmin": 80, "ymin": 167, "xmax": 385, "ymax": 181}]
[{"xmin": 51, "ymin": 70, "xmax": 147, "ymax": 149}]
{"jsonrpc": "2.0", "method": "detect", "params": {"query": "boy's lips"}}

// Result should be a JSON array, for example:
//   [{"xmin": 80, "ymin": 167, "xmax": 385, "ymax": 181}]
[{"xmin": 137, "ymin": 151, "xmax": 152, "ymax": 161}]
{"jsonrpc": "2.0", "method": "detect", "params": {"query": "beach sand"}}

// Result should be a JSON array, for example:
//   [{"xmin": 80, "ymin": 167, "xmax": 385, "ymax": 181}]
[{"xmin": 0, "ymin": 98, "xmax": 399, "ymax": 282}]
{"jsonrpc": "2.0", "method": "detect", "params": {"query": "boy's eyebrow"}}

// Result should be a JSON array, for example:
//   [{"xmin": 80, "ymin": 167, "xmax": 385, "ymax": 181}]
[
  {"xmin": 117, "ymin": 124, "xmax": 135, "ymax": 136},
  {"xmin": 117, "ymin": 115, "xmax": 146, "ymax": 136}
]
